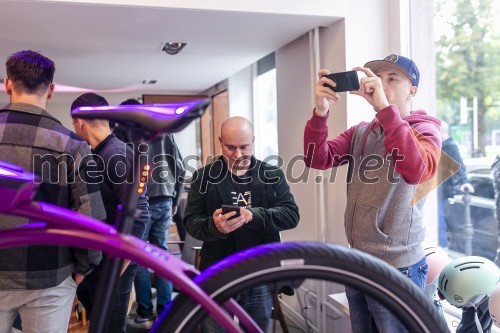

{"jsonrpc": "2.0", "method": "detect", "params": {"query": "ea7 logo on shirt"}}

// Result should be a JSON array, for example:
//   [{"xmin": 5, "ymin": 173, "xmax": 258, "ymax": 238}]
[{"xmin": 231, "ymin": 190, "xmax": 252, "ymax": 208}]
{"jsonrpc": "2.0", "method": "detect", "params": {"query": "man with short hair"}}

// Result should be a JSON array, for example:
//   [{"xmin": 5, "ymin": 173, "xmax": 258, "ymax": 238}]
[
  {"xmin": 0, "ymin": 50, "xmax": 106, "ymax": 332},
  {"xmin": 71, "ymin": 92, "xmax": 150, "ymax": 332},
  {"xmin": 184, "ymin": 116, "xmax": 300, "ymax": 332},
  {"xmin": 304, "ymin": 54, "xmax": 442, "ymax": 332}
]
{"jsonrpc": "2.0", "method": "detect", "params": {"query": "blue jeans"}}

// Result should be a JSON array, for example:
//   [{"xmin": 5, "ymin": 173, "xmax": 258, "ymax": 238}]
[
  {"xmin": 201, "ymin": 285, "xmax": 273, "ymax": 333},
  {"xmin": 346, "ymin": 257, "xmax": 428, "ymax": 333},
  {"xmin": 134, "ymin": 197, "xmax": 173, "ymax": 318}
]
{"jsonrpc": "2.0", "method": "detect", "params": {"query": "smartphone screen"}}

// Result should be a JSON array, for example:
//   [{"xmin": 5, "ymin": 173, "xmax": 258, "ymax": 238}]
[
  {"xmin": 222, "ymin": 205, "xmax": 241, "ymax": 218},
  {"xmin": 322, "ymin": 70, "xmax": 360, "ymax": 92}
]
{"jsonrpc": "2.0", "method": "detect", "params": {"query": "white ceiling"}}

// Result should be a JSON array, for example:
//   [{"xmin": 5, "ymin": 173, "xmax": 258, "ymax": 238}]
[{"xmin": 0, "ymin": 0, "xmax": 340, "ymax": 98}]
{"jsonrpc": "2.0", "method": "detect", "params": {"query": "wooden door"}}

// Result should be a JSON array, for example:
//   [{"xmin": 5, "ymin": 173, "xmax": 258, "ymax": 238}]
[{"xmin": 211, "ymin": 90, "xmax": 229, "ymax": 158}]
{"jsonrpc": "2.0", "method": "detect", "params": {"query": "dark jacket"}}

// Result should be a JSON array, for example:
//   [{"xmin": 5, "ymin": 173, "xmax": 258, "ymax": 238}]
[
  {"xmin": 114, "ymin": 126, "xmax": 185, "ymax": 207},
  {"xmin": 0, "ymin": 103, "xmax": 106, "ymax": 290},
  {"xmin": 440, "ymin": 137, "xmax": 468, "ymax": 198},
  {"xmin": 92, "ymin": 134, "xmax": 149, "ymax": 239},
  {"xmin": 184, "ymin": 156, "xmax": 299, "ymax": 269}
]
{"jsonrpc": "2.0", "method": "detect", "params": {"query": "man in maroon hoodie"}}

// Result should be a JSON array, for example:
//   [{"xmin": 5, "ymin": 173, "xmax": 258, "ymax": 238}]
[{"xmin": 304, "ymin": 54, "xmax": 441, "ymax": 333}]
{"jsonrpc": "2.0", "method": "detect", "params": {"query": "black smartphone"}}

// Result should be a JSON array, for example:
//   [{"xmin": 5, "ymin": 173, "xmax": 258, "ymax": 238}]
[
  {"xmin": 322, "ymin": 70, "xmax": 360, "ymax": 92},
  {"xmin": 222, "ymin": 205, "xmax": 241, "ymax": 218}
]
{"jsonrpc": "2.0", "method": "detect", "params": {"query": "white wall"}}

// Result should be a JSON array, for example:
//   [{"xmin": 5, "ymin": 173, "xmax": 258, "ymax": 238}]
[
  {"xmin": 276, "ymin": 32, "xmax": 319, "ymax": 242},
  {"xmin": 228, "ymin": 65, "xmax": 253, "ymax": 121},
  {"xmin": 42, "ymin": 0, "xmax": 347, "ymax": 17},
  {"xmin": 318, "ymin": 20, "xmax": 351, "ymax": 247}
]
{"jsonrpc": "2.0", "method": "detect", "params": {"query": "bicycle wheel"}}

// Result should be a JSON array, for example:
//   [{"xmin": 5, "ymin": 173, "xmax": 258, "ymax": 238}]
[{"xmin": 153, "ymin": 241, "xmax": 449, "ymax": 333}]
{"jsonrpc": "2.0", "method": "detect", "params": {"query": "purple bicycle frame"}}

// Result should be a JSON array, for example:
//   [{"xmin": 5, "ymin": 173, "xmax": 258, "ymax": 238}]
[
  {"xmin": 0, "ymin": 183, "xmax": 262, "ymax": 333},
  {"xmin": 0, "ymin": 99, "xmax": 263, "ymax": 332}
]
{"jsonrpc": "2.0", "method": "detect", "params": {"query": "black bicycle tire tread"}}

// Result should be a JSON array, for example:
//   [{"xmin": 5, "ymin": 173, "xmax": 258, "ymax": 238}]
[{"xmin": 153, "ymin": 241, "xmax": 449, "ymax": 333}]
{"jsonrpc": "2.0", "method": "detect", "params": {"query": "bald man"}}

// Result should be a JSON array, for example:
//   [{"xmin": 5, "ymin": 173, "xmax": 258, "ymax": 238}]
[{"xmin": 184, "ymin": 116, "xmax": 299, "ymax": 332}]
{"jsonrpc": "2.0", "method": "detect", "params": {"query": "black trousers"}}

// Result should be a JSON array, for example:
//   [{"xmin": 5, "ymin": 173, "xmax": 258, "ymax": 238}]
[{"xmin": 77, "ymin": 262, "xmax": 138, "ymax": 333}]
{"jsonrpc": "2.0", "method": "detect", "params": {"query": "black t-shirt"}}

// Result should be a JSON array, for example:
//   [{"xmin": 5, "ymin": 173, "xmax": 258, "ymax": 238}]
[
  {"xmin": 226, "ymin": 170, "xmax": 254, "ymax": 253},
  {"xmin": 229, "ymin": 170, "xmax": 252, "ymax": 208}
]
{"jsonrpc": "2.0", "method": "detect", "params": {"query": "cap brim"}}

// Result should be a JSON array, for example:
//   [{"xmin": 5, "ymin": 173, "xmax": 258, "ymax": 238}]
[
  {"xmin": 364, "ymin": 60, "xmax": 406, "ymax": 76},
  {"xmin": 364, "ymin": 60, "xmax": 416, "ymax": 85}
]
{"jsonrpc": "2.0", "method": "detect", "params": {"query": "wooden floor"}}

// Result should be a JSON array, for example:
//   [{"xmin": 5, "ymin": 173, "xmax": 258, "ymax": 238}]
[{"xmin": 67, "ymin": 309, "xmax": 88, "ymax": 333}]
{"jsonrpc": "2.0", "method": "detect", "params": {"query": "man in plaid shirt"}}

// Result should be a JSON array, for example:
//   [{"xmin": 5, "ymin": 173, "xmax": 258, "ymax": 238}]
[{"xmin": 0, "ymin": 50, "xmax": 106, "ymax": 332}]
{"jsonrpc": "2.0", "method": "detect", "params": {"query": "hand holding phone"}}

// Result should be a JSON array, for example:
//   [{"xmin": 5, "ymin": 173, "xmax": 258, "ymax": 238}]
[
  {"xmin": 322, "ymin": 70, "xmax": 360, "ymax": 92},
  {"xmin": 221, "ymin": 205, "xmax": 241, "ymax": 218}
]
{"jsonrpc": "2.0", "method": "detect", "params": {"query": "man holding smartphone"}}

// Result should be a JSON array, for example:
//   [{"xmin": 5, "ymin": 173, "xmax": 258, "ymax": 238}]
[
  {"xmin": 304, "ymin": 54, "xmax": 442, "ymax": 333},
  {"xmin": 184, "ymin": 116, "xmax": 300, "ymax": 332}
]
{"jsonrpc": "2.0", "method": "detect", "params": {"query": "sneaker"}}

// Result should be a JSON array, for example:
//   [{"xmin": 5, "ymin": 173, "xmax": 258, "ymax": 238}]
[{"xmin": 127, "ymin": 314, "xmax": 155, "ymax": 329}]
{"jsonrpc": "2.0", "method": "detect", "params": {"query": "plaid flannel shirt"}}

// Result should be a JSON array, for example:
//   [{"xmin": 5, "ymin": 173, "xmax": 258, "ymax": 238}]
[{"xmin": 0, "ymin": 103, "xmax": 106, "ymax": 290}]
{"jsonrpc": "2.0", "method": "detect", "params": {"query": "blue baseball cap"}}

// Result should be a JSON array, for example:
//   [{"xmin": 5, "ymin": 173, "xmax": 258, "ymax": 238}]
[{"xmin": 364, "ymin": 54, "xmax": 420, "ymax": 87}]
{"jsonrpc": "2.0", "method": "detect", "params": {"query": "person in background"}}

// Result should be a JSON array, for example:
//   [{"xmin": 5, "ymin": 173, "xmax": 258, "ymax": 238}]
[
  {"xmin": 184, "ymin": 116, "xmax": 300, "ymax": 332},
  {"xmin": 115, "ymin": 99, "xmax": 187, "ymax": 329},
  {"xmin": 304, "ymin": 54, "xmax": 441, "ymax": 332},
  {"xmin": 492, "ymin": 155, "xmax": 500, "ymax": 265},
  {"xmin": 0, "ymin": 50, "xmax": 105, "ymax": 332},
  {"xmin": 438, "ymin": 121, "xmax": 474, "ymax": 250},
  {"xmin": 113, "ymin": 101, "xmax": 186, "ymax": 238},
  {"xmin": 71, "ymin": 93, "xmax": 150, "ymax": 332},
  {"xmin": 173, "ymin": 203, "xmax": 187, "ymax": 241}
]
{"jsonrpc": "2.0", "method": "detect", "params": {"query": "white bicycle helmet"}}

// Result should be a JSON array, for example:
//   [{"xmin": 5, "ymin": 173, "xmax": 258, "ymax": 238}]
[
  {"xmin": 437, "ymin": 256, "xmax": 499, "ymax": 307},
  {"xmin": 489, "ymin": 284, "xmax": 500, "ymax": 327},
  {"xmin": 424, "ymin": 245, "xmax": 452, "ymax": 285}
]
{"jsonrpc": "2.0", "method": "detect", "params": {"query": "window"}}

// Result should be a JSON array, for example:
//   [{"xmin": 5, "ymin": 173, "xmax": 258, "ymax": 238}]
[
  {"xmin": 434, "ymin": 0, "xmax": 499, "ymax": 263},
  {"xmin": 253, "ymin": 53, "xmax": 278, "ymax": 163}
]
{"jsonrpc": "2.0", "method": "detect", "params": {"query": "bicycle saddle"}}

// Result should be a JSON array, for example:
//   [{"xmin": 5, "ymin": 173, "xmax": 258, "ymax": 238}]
[{"xmin": 71, "ymin": 98, "xmax": 210, "ymax": 134}]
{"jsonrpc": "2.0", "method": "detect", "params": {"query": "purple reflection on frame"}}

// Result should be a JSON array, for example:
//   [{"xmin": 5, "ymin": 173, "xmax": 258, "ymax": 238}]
[{"xmin": 0, "ymin": 167, "xmax": 18, "ymax": 177}]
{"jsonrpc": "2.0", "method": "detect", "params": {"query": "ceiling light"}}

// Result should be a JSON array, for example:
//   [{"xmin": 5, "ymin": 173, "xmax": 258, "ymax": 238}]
[
  {"xmin": 162, "ymin": 42, "xmax": 187, "ymax": 55},
  {"xmin": 142, "ymin": 79, "xmax": 157, "ymax": 84}
]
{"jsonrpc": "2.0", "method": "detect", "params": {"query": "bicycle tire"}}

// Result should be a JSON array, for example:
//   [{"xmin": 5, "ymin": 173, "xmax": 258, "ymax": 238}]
[{"xmin": 153, "ymin": 241, "xmax": 449, "ymax": 333}]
